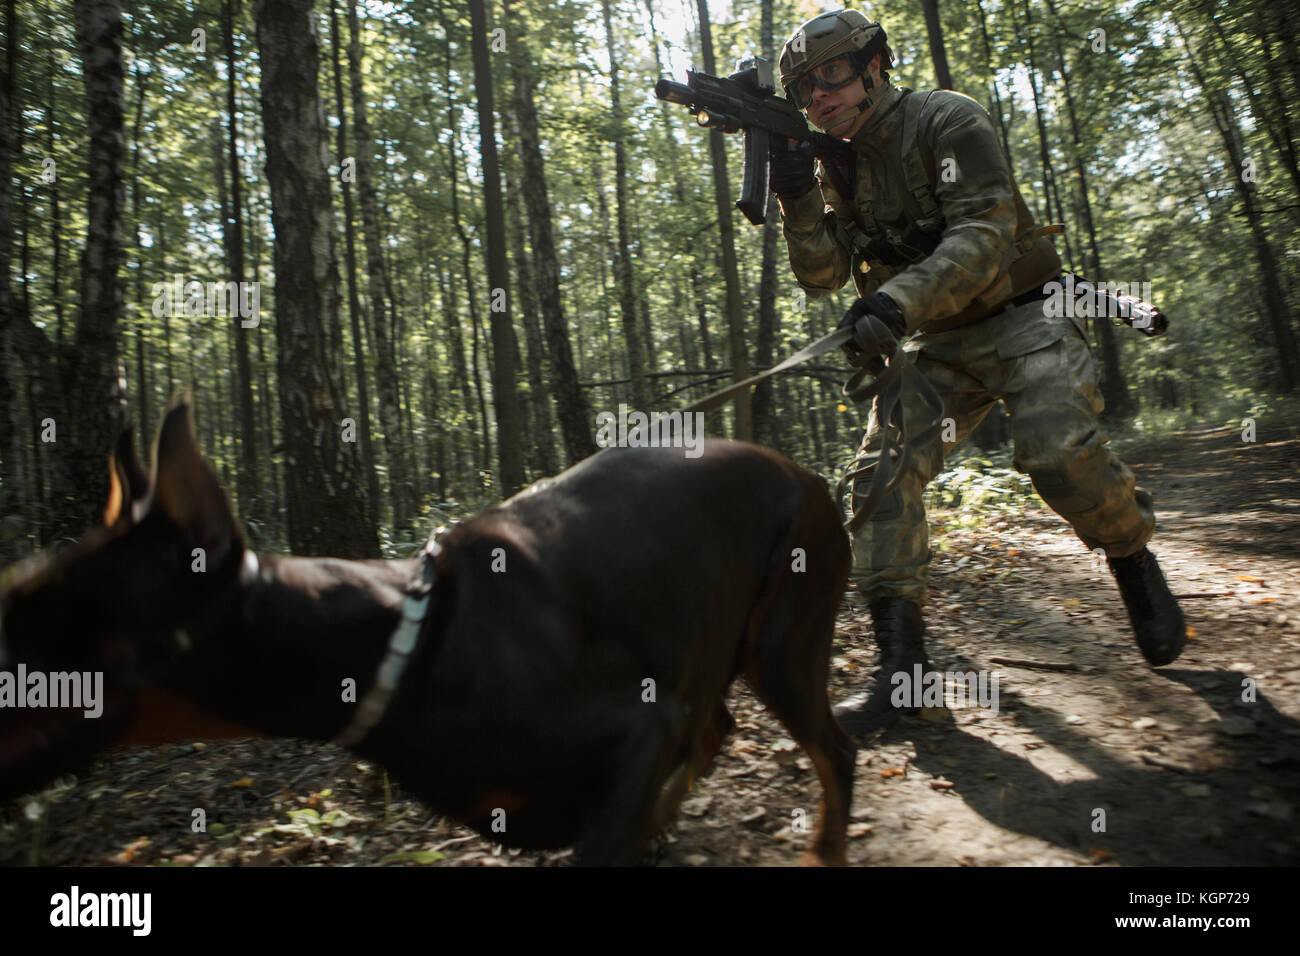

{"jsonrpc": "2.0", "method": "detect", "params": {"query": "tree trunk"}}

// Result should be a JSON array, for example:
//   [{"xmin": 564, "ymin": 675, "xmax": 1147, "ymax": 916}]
[
  {"xmin": 974, "ymin": 0, "xmax": 1010, "ymax": 161},
  {"xmin": 326, "ymin": 0, "xmax": 381, "ymax": 528},
  {"xmin": 44, "ymin": 3, "xmax": 67, "ymax": 349},
  {"xmin": 129, "ymin": 54, "xmax": 149, "ymax": 444},
  {"xmin": 599, "ymin": 0, "xmax": 649, "ymax": 410},
  {"xmin": 222, "ymin": 0, "xmax": 260, "ymax": 517},
  {"xmin": 252, "ymin": 0, "xmax": 378, "ymax": 557},
  {"xmin": 467, "ymin": 0, "xmax": 524, "ymax": 495},
  {"xmin": 0, "ymin": 0, "xmax": 23, "ymax": 555},
  {"xmin": 753, "ymin": 0, "xmax": 780, "ymax": 448},
  {"xmin": 501, "ymin": 102, "xmax": 557, "ymax": 476},
  {"xmin": 920, "ymin": 0, "xmax": 954, "ymax": 89},
  {"xmin": 506, "ymin": 2, "xmax": 597, "ymax": 464},
  {"xmin": 63, "ymin": 0, "xmax": 128, "ymax": 538},
  {"xmin": 436, "ymin": 20, "xmax": 491, "ymax": 483},
  {"xmin": 346, "ymin": 1, "xmax": 416, "ymax": 529},
  {"xmin": 695, "ymin": 0, "xmax": 751, "ymax": 439},
  {"xmin": 1177, "ymin": 21, "xmax": 1299, "ymax": 390},
  {"xmin": 1039, "ymin": 0, "xmax": 1131, "ymax": 418}
]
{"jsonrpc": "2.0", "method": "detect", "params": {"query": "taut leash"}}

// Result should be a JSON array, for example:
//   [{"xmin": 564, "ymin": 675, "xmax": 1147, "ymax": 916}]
[{"xmin": 679, "ymin": 315, "xmax": 946, "ymax": 528}]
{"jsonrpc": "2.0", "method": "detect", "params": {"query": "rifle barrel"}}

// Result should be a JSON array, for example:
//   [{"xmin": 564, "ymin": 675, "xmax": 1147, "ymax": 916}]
[{"xmin": 655, "ymin": 79, "xmax": 694, "ymax": 106}]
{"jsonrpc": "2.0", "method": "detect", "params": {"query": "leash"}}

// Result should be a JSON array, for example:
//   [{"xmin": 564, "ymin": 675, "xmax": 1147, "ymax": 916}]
[
  {"xmin": 680, "ymin": 315, "xmax": 945, "ymax": 529},
  {"xmin": 681, "ymin": 326, "xmax": 857, "ymax": 414},
  {"xmin": 332, "ymin": 534, "xmax": 441, "ymax": 749}
]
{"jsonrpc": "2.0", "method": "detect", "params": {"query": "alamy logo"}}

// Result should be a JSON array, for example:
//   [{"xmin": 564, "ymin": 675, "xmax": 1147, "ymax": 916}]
[
  {"xmin": 0, "ymin": 665, "xmax": 103, "ymax": 718},
  {"xmin": 594, "ymin": 405, "xmax": 706, "ymax": 459},
  {"xmin": 891, "ymin": 665, "xmax": 1000, "ymax": 713},
  {"xmin": 151, "ymin": 274, "xmax": 261, "ymax": 328},
  {"xmin": 49, "ymin": 886, "xmax": 151, "ymax": 936}
]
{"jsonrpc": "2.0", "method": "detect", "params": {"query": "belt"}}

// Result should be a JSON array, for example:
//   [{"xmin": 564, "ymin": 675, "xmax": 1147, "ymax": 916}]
[
  {"xmin": 1007, "ymin": 275, "xmax": 1062, "ymax": 308},
  {"xmin": 918, "ymin": 274, "xmax": 1063, "ymax": 334}
]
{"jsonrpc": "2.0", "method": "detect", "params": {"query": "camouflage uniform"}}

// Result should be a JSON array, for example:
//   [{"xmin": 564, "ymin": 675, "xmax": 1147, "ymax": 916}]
[{"xmin": 779, "ymin": 84, "xmax": 1155, "ymax": 605}]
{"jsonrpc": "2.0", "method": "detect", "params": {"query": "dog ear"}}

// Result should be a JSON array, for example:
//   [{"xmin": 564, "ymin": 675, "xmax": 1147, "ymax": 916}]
[
  {"xmin": 152, "ymin": 395, "xmax": 242, "ymax": 563},
  {"xmin": 103, "ymin": 428, "xmax": 150, "ymax": 529}
]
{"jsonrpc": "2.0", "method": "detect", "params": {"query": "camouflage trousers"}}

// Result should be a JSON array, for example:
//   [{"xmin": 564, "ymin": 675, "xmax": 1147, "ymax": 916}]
[{"xmin": 847, "ymin": 299, "xmax": 1155, "ymax": 605}]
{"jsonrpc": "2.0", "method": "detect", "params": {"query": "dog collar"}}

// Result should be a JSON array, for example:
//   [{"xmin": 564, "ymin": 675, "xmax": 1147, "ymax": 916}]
[{"xmin": 332, "ymin": 536, "xmax": 440, "ymax": 748}]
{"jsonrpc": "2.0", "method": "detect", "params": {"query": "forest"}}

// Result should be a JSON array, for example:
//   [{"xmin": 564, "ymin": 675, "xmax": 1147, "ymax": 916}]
[
  {"xmin": 2, "ymin": 0, "xmax": 1300, "ymax": 876},
  {"xmin": 1, "ymin": 0, "xmax": 1296, "ymax": 561}
]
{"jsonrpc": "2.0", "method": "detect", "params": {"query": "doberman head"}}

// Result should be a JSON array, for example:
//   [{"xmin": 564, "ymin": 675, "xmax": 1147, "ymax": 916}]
[{"xmin": 0, "ymin": 398, "xmax": 265, "ymax": 800}]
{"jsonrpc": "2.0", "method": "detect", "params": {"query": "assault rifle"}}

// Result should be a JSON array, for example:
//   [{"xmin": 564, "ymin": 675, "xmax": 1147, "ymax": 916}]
[{"xmin": 655, "ymin": 56, "xmax": 854, "ymax": 226}]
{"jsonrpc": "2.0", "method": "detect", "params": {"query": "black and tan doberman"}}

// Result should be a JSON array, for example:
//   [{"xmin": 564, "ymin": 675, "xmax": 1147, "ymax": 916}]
[{"xmin": 0, "ymin": 400, "xmax": 855, "ymax": 865}]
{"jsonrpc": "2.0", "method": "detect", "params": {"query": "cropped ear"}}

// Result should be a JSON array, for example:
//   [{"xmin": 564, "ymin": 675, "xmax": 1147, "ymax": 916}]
[
  {"xmin": 151, "ymin": 395, "xmax": 242, "ymax": 564},
  {"xmin": 103, "ymin": 428, "xmax": 150, "ymax": 530}
]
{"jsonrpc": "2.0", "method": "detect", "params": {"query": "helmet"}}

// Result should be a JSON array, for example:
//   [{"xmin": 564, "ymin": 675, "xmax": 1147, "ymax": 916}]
[{"xmin": 779, "ymin": 9, "xmax": 891, "ymax": 113}]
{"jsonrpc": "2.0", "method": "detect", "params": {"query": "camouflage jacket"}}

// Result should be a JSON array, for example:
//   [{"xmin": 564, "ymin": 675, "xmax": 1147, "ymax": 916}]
[{"xmin": 778, "ymin": 84, "xmax": 1061, "ymax": 335}]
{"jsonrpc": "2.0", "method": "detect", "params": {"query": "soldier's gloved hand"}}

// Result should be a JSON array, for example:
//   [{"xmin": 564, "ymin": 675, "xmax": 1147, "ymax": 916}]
[
  {"xmin": 837, "ymin": 292, "xmax": 906, "ymax": 359},
  {"xmin": 769, "ymin": 137, "xmax": 816, "ymax": 199}
]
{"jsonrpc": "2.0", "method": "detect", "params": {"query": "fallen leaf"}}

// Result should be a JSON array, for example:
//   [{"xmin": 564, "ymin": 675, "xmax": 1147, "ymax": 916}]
[
  {"xmin": 1088, "ymin": 848, "xmax": 1113, "ymax": 862},
  {"xmin": 1186, "ymin": 625, "xmax": 1197, "ymax": 639},
  {"xmin": 879, "ymin": 767, "xmax": 905, "ymax": 778},
  {"xmin": 1062, "ymin": 598, "xmax": 1082, "ymax": 610},
  {"xmin": 1235, "ymin": 575, "xmax": 1262, "ymax": 582},
  {"xmin": 231, "ymin": 777, "xmax": 254, "ymax": 788},
  {"xmin": 848, "ymin": 822, "xmax": 874, "ymax": 839}
]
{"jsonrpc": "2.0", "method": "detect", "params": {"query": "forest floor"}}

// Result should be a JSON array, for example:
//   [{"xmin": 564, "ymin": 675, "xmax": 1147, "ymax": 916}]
[{"xmin": 3, "ymin": 419, "xmax": 1297, "ymax": 867}]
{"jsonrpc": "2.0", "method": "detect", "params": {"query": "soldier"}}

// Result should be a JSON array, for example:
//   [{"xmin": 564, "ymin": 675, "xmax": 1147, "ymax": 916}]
[{"xmin": 769, "ymin": 9, "xmax": 1186, "ymax": 734}]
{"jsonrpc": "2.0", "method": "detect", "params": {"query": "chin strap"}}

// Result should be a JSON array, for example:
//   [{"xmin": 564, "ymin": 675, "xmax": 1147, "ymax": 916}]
[{"xmin": 824, "ymin": 74, "xmax": 891, "ymax": 136}]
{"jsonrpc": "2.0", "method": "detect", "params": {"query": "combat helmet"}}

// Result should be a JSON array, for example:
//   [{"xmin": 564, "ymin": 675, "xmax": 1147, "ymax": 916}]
[{"xmin": 779, "ymin": 9, "xmax": 892, "ymax": 127}]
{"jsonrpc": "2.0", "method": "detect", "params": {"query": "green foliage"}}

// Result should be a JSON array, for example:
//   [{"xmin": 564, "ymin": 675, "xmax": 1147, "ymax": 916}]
[
  {"xmin": 925, "ymin": 454, "xmax": 1042, "ymax": 530},
  {"xmin": 5, "ymin": 0, "xmax": 1298, "ymax": 549}
]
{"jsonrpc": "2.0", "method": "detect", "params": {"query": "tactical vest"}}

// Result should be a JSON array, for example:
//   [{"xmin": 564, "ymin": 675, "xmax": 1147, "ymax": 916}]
[{"xmin": 824, "ymin": 89, "xmax": 1062, "ymax": 332}]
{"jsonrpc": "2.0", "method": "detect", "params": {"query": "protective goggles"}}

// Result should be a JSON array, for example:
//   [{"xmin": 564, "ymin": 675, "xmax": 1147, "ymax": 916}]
[{"xmin": 784, "ymin": 55, "xmax": 863, "ymax": 110}]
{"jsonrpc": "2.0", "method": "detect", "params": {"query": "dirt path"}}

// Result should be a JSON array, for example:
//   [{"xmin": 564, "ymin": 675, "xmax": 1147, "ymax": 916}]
[{"xmin": 3, "ymin": 423, "xmax": 1297, "ymax": 866}]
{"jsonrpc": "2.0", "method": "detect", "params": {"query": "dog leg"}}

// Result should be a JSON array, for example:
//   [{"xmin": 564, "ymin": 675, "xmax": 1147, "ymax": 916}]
[
  {"xmin": 651, "ymin": 702, "xmax": 735, "ymax": 833},
  {"xmin": 574, "ymin": 711, "xmax": 681, "ymax": 866},
  {"xmin": 742, "ymin": 502, "xmax": 856, "ymax": 866}
]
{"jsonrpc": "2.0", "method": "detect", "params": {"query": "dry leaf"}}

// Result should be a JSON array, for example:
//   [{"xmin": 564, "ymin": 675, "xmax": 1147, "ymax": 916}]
[
  {"xmin": 1235, "ymin": 575, "xmax": 1262, "ymax": 582},
  {"xmin": 879, "ymin": 767, "xmax": 905, "ymax": 778},
  {"xmin": 231, "ymin": 777, "xmax": 254, "ymax": 788},
  {"xmin": 1062, "ymin": 598, "xmax": 1081, "ymax": 610}
]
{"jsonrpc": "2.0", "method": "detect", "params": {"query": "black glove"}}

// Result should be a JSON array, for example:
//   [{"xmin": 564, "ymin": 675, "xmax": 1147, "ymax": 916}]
[
  {"xmin": 769, "ymin": 137, "xmax": 816, "ymax": 199},
  {"xmin": 837, "ymin": 292, "xmax": 906, "ymax": 373}
]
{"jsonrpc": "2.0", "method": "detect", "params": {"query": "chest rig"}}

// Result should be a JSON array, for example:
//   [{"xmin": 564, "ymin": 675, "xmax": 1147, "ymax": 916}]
[{"xmin": 823, "ymin": 89, "xmax": 1052, "ymax": 304}]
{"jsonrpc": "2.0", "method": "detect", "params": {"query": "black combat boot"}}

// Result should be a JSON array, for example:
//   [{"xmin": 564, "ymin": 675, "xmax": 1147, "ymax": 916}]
[
  {"xmin": 833, "ymin": 597, "xmax": 930, "ymax": 735},
  {"xmin": 1107, "ymin": 547, "xmax": 1186, "ymax": 666}
]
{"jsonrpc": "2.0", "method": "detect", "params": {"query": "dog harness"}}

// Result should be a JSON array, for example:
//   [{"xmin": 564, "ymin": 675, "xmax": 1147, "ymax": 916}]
[{"xmin": 332, "ymin": 534, "xmax": 440, "ymax": 748}]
